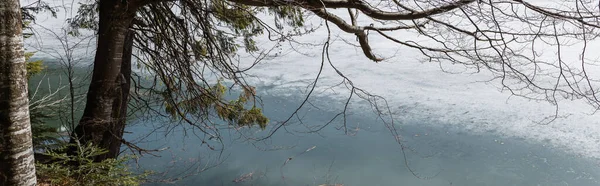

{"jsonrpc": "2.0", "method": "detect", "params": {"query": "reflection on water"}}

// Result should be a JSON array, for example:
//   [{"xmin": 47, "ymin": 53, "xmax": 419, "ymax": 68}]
[{"xmin": 127, "ymin": 92, "xmax": 600, "ymax": 186}]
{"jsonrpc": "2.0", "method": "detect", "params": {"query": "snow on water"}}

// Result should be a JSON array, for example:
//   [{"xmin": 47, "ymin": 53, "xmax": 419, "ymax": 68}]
[
  {"xmin": 23, "ymin": 0, "xmax": 600, "ymax": 160},
  {"xmin": 241, "ymin": 18, "xmax": 600, "ymax": 160}
]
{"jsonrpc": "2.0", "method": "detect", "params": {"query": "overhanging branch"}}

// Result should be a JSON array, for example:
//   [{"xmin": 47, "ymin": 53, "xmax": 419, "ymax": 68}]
[{"xmin": 228, "ymin": 0, "xmax": 476, "ymax": 20}]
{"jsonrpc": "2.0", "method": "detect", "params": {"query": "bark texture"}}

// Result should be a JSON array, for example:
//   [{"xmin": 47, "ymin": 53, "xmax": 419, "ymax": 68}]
[
  {"xmin": 0, "ymin": 0, "xmax": 37, "ymax": 185},
  {"xmin": 96, "ymin": 30, "xmax": 133, "ymax": 161},
  {"xmin": 70, "ymin": 0, "xmax": 137, "ymax": 161}
]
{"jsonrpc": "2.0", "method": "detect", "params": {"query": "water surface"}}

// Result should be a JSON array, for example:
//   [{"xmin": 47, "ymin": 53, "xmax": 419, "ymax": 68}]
[{"xmin": 128, "ymin": 92, "xmax": 600, "ymax": 186}]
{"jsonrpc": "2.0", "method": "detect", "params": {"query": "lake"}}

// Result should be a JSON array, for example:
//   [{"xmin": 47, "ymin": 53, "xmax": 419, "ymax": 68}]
[
  {"xmin": 23, "ymin": 0, "xmax": 600, "ymax": 185},
  {"xmin": 127, "ymin": 90, "xmax": 600, "ymax": 186}
]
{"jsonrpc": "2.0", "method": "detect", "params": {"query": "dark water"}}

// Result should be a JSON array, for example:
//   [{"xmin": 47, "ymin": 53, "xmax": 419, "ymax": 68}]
[{"xmin": 126, "ymin": 92, "xmax": 600, "ymax": 186}]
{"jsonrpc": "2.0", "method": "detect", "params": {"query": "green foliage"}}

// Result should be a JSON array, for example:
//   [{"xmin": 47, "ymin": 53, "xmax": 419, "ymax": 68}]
[
  {"xmin": 268, "ymin": 6, "xmax": 304, "ymax": 29},
  {"xmin": 231, "ymin": 106, "xmax": 269, "ymax": 129},
  {"xmin": 164, "ymin": 81, "xmax": 269, "ymax": 129},
  {"xmin": 36, "ymin": 143, "xmax": 150, "ymax": 186},
  {"xmin": 212, "ymin": 83, "xmax": 269, "ymax": 129},
  {"xmin": 25, "ymin": 52, "xmax": 45, "ymax": 79},
  {"xmin": 212, "ymin": 1, "xmax": 260, "ymax": 32},
  {"xmin": 22, "ymin": 21, "xmax": 34, "ymax": 38}
]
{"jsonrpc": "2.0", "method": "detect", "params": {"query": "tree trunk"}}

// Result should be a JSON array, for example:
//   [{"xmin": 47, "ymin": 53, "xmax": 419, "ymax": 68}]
[
  {"xmin": 0, "ymin": 0, "xmax": 37, "ymax": 185},
  {"xmin": 70, "ymin": 0, "xmax": 136, "ymax": 162},
  {"xmin": 96, "ymin": 30, "xmax": 134, "ymax": 161}
]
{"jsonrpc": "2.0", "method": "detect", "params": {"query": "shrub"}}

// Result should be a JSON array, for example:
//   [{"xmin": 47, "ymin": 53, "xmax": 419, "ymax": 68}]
[{"xmin": 36, "ymin": 143, "xmax": 150, "ymax": 186}]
